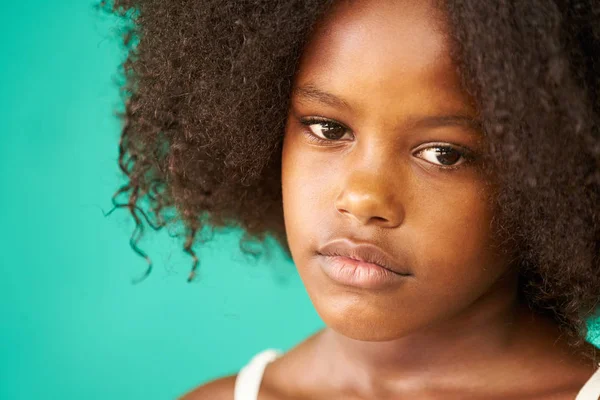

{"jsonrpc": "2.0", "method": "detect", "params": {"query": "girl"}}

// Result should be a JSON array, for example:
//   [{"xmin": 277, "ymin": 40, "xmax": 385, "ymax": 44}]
[{"xmin": 106, "ymin": 0, "xmax": 600, "ymax": 398}]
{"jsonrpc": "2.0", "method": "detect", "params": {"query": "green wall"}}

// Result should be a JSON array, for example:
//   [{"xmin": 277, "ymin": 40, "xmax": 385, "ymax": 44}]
[
  {"xmin": 0, "ymin": 2, "xmax": 597, "ymax": 399},
  {"xmin": 0, "ymin": 2, "xmax": 322, "ymax": 399}
]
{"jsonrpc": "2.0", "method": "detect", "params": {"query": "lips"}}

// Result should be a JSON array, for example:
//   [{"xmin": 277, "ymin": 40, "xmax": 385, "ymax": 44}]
[{"xmin": 317, "ymin": 238, "xmax": 412, "ymax": 276}]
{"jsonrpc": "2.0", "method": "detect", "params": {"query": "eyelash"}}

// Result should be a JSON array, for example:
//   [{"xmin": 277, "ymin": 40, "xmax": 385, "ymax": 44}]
[{"xmin": 299, "ymin": 117, "xmax": 475, "ymax": 171}]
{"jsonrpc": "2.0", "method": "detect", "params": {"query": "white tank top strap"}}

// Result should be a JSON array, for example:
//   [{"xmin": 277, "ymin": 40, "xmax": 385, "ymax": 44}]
[
  {"xmin": 576, "ymin": 363, "xmax": 600, "ymax": 400},
  {"xmin": 234, "ymin": 349, "xmax": 283, "ymax": 400}
]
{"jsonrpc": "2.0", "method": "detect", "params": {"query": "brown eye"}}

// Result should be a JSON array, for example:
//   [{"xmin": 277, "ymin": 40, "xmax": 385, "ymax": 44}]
[
  {"xmin": 301, "ymin": 118, "xmax": 351, "ymax": 141},
  {"xmin": 415, "ymin": 146, "xmax": 466, "ymax": 167}
]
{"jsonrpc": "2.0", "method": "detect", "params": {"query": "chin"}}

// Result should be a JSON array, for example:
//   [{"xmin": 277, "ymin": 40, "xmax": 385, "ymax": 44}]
[
  {"xmin": 329, "ymin": 323, "xmax": 409, "ymax": 342},
  {"xmin": 311, "ymin": 296, "xmax": 422, "ymax": 342}
]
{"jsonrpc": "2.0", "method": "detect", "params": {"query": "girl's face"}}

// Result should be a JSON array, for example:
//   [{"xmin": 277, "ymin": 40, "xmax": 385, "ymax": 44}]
[{"xmin": 282, "ymin": 0, "xmax": 514, "ymax": 341}]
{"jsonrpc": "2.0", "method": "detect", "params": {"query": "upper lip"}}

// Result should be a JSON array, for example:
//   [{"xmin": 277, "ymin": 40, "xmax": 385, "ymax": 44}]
[{"xmin": 317, "ymin": 238, "xmax": 412, "ymax": 276}]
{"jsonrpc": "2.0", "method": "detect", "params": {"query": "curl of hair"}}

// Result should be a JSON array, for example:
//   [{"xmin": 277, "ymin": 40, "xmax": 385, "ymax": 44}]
[{"xmin": 102, "ymin": 0, "xmax": 599, "ymax": 344}]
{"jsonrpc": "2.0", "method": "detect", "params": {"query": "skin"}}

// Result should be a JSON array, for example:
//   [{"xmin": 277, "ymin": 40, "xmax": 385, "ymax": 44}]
[{"xmin": 182, "ymin": 0, "xmax": 598, "ymax": 398}]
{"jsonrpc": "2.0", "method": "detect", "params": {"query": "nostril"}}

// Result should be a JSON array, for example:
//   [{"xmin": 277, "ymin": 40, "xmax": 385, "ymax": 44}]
[
  {"xmin": 335, "ymin": 190, "xmax": 403, "ymax": 227},
  {"xmin": 372, "ymin": 216, "xmax": 387, "ymax": 222},
  {"xmin": 337, "ymin": 207, "xmax": 350, "ymax": 216}
]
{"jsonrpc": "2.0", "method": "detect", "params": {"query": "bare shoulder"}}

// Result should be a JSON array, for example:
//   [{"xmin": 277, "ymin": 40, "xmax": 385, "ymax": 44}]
[{"xmin": 177, "ymin": 375, "xmax": 237, "ymax": 400}]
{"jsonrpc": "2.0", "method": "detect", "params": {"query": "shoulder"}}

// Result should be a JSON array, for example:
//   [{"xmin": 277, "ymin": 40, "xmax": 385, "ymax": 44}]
[
  {"xmin": 176, "ymin": 347, "xmax": 289, "ymax": 400},
  {"xmin": 529, "ymin": 345, "xmax": 600, "ymax": 400},
  {"xmin": 177, "ymin": 375, "xmax": 237, "ymax": 400}
]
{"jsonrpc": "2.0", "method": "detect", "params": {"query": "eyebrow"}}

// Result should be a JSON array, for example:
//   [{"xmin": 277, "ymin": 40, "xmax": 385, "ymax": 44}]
[
  {"xmin": 405, "ymin": 114, "xmax": 483, "ymax": 133},
  {"xmin": 292, "ymin": 84, "xmax": 482, "ymax": 134},
  {"xmin": 293, "ymin": 84, "xmax": 353, "ymax": 110}
]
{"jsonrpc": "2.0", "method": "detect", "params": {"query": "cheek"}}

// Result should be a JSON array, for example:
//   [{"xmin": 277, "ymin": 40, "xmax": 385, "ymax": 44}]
[
  {"xmin": 387, "ymin": 190, "xmax": 510, "ymax": 339},
  {"xmin": 281, "ymin": 131, "xmax": 333, "ymax": 255},
  {"xmin": 408, "ymin": 185, "xmax": 504, "ymax": 297}
]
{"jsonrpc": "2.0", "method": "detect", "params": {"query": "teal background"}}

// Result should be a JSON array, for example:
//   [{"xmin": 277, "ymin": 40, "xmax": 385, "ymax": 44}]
[
  {"xmin": 0, "ymin": 2, "xmax": 598, "ymax": 400},
  {"xmin": 0, "ymin": 2, "xmax": 322, "ymax": 399}
]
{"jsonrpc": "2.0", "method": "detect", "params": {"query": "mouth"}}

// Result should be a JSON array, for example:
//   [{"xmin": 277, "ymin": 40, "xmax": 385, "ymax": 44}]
[{"xmin": 316, "ymin": 239, "xmax": 412, "ymax": 289}]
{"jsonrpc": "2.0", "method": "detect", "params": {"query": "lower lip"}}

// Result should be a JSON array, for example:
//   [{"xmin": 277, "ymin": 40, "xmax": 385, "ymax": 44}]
[{"xmin": 318, "ymin": 255, "xmax": 408, "ymax": 289}]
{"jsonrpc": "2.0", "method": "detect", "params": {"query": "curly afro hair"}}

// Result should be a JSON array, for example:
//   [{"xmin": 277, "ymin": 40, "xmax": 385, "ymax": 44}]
[{"xmin": 102, "ymin": 0, "xmax": 600, "ymax": 345}]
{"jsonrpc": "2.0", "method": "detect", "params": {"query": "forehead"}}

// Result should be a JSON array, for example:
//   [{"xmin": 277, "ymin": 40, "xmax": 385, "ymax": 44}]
[
  {"xmin": 303, "ymin": 0, "xmax": 448, "ymax": 66},
  {"xmin": 293, "ymin": 0, "xmax": 470, "ymax": 116}
]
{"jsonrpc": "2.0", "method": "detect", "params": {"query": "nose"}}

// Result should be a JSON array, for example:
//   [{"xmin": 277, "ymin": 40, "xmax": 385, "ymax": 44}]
[{"xmin": 334, "ymin": 168, "xmax": 405, "ymax": 228}]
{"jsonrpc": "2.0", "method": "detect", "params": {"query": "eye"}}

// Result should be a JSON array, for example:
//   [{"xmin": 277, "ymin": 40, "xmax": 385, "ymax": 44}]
[
  {"xmin": 414, "ymin": 144, "xmax": 470, "ymax": 168},
  {"xmin": 300, "ymin": 117, "xmax": 352, "ymax": 142}
]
